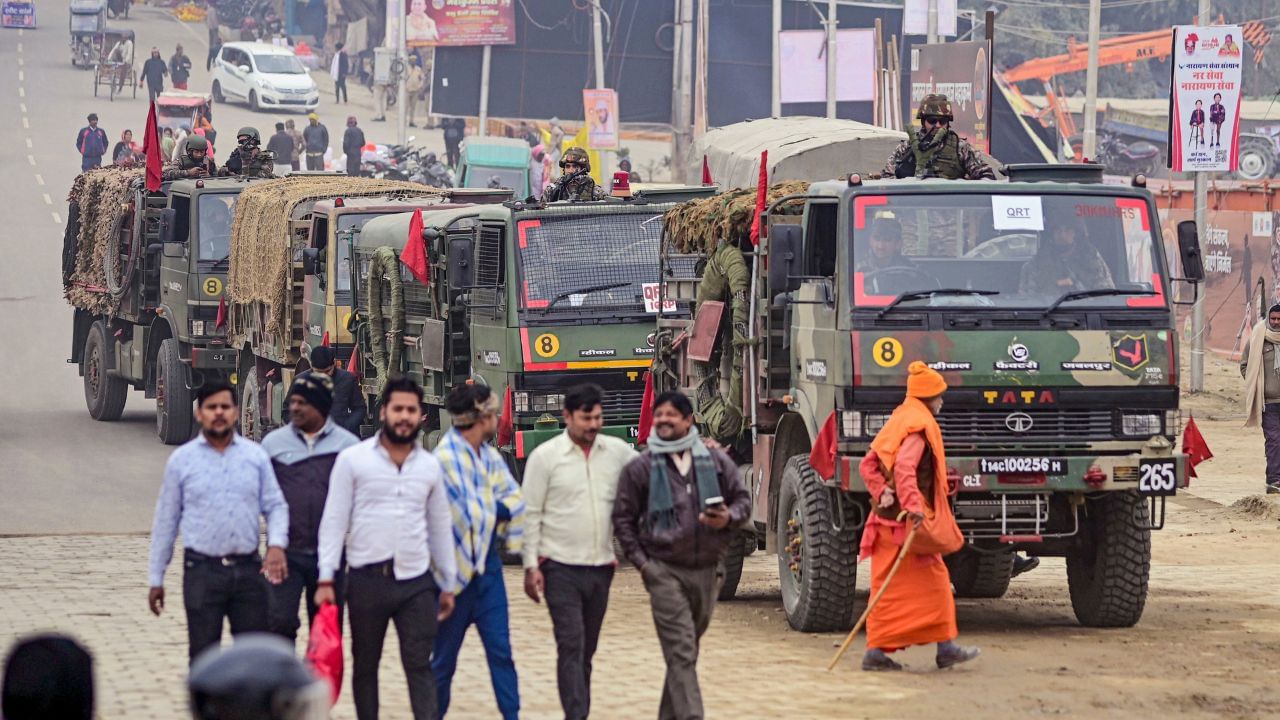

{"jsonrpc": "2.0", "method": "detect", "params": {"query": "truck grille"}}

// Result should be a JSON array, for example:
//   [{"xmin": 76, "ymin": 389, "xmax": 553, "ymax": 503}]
[
  {"xmin": 520, "ymin": 372, "xmax": 648, "ymax": 425},
  {"xmin": 937, "ymin": 408, "xmax": 1114, "ymax": 449}
]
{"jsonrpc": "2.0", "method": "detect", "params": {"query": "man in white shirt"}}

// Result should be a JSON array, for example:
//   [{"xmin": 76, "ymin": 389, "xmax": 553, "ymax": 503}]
[
  {"xmin": 522, "ymin": 384, "xmax": 637, "ymax": 720},
  {"xmin": 315, "ymin": 377, "xmax": 457, "ymax": 720}
]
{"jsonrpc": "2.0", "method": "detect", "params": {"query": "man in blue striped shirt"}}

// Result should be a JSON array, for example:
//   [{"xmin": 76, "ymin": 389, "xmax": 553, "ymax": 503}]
[{"xmin": 147, "ymin": 381, "xmax": 290, "ymax": 663}]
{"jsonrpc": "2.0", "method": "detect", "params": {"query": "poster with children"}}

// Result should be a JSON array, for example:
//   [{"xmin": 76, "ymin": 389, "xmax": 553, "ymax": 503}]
[{"xmin": 1169, "ymin": 25, "xmax": 1244, "ymax": 172}]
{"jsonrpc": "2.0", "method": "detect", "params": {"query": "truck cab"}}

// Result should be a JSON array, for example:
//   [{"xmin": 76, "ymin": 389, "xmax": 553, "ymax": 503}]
[{"xmin": 457, "ymin": 137, "xmax": 533, "ymax": 198}]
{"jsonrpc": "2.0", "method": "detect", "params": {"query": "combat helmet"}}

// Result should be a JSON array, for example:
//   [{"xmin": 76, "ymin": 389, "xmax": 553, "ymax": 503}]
[
  {"xmin": 184, "ymin": 134, "xmax": 210, "ymax": 155},
  {"xmin": 915, "ymin": 94, "xmax": 954, "ymax": 121},
  {"xmin": 559, "ymin": 146, "xmax": 590, "ymax": 172},
  {"xmin": 236, "ymin": 126, "xmax": 262, "ymax": 145},
  {"xmin": 189, "ymin": 635, "xmax": 329, "ymax": 720}
]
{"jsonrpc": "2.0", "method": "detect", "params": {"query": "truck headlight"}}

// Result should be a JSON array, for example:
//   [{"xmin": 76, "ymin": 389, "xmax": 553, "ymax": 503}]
[
  {"xmin": 841, "ymin": 410, "xmax": 891, "ymax": 437},
  {"xmin": 1120, "ymin": 412, "xmax": 1162, "ymax": 436},
  {"xmin": 513, "ymin": 391, "xmax": 563, "ymax": 413},
  {"xmin": 190, "ymin": 320, "xmax": 206, "ymax": 337},
  {"xmin": 841, "ymin": 410, "xmax": 859, "ymax": 438}
]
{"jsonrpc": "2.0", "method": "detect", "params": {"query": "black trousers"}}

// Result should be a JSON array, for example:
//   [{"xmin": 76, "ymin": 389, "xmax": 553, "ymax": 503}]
[
  {"xmin": 305, "ymin": 152, "xmax": 325, "ymax": 171},
  {"xmin": 347, "ymin": 562, "xmax": 440, "ymax": 720},
  {"xmin": 543, "ymin": 561, "xmax": 614, "ymax": 720},
  {"xmin": 335, "ymin": 78, "xmax": 348, "ymax": 103},
  {"xmin": 182, "ymin": 550, "xmax": 269, "ymax": 664},
  {"xmin": 267, "ymin": 550, "xmax": 344, "ymax": 648}
]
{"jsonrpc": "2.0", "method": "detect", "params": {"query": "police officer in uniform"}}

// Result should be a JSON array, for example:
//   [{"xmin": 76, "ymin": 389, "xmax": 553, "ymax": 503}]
[
  {"xmin": 163, "ymin": 135, "xmax": 220, "ymax": 181},
  {"xmin": 221, "ymin": 126, "xmax": 276, "ymax": 178},
  {"xmin": 882, "ymin": 95, "xmax": 995, "ymax": 180},
  {"xmin": 541, "ymin": 147, "xmax": 607, "ymax": 202}
]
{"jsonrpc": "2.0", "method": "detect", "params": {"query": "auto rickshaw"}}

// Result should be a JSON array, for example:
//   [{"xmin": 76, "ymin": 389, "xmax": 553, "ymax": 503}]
[
  {"xmin": 93, "ymin": 27, "xmax": 136, "ymax": 101},
  {"xmin": 155, "ymin": 91, "xmax": 214, "ymax": 132},
  {"xmin": 69, "ymin": 0, "xmax": 106, "ymax": 67}
]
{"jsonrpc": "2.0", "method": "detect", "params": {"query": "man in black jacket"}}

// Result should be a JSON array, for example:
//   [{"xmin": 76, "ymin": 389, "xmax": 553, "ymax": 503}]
[
  {"xmin": 169, "ymin": 44, "xmax": 192, "ymax": 90},
  {"xmin": 261, "ymin": 373, "xmax": 359, "ymax": 646},
  {"xmin": 342, "ymin": 116, "xmax": 365, "ymax": 177},
  {"xmin": 309, "ymin": 346, "xmax": 366, "ymax": 434},
  {"xmin": 139, "ymin": 47, "xmax": 168, "ymax": 104},
  {"xmin": 302, "ymin": 113, "xmax": 329, "ymax": 171}
]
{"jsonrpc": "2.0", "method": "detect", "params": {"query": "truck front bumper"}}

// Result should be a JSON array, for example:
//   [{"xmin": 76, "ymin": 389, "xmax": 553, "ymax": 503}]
[
  {"xmin": 840, "ymin": 451, "xmax": 1189, "ymax": 494},
  {"xmin": 190, "ymin": 347, "xmax": 237, "ymax": 370}
]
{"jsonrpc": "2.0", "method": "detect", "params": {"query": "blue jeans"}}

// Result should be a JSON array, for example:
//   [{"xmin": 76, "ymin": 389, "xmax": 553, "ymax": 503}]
[
  {"xmin": 432, "ymin": 551, "xmax": 519, "ymax": 719},
  {"xmin": 81, "ymin": 154, "xmax": 102, "ymax": 171}
]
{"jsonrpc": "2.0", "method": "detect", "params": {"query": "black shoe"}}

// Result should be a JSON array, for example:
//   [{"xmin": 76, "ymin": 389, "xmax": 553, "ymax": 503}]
[
  {"xmin": 1011, "ymin": 554, "xmax": 1040, "ymax": 578},
  {"xmin": 861, "ymin": 649, "xmax": 904, "ymax": 672},
  {"xmin": 936, "ymin": 642, "xmax": 981, "ymax": 669},
  {"xmin": 1266, "ymin": 483, "xmax": 1280, "ymax": 495}
]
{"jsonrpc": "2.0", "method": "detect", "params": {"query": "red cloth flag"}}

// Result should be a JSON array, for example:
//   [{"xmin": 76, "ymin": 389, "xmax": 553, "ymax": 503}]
[
  {"xmin": 215, "ymin": 295, "xmax": 227, "ymax": 329},
  {"xmin": 748, "ymin": 150, "xmax": 768, "ymax": 247},
  {"xmin": 636, "ymin": 371, "xmax": 655, "ymax": 445},
  {"xmin": 497, "ymin": 385, "xmax": 514, "ymax": 447},
  {"xmin": 400, "ymin": 208, "xmax": 431, "ymax": 287},
  {"xmin": 321, "ymin": 331, "xmax": 330, "ymax": 347},
  {"xmin": 142, "ymin": 101, "xmax": 163, "ymax": 192},
  {"xmin": 701, "ymin": 155, "xmax": 713, "ymax": 186},
  {"xmin": 346, "ymin": 349, "xmax": 359, "ymax": 376},
  {"xmin": 808, "ymin": 410, "xmax": 838, "ymax": 480},
  {"xmin": 1182, "ymin": 415, "xmax": 1213, "ymax": 479}
]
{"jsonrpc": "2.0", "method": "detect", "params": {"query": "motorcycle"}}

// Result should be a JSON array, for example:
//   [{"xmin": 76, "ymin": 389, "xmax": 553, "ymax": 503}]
[
  {"xmin": 418, "ymin": 152, "xmax": 454, "ymax": 188},
  {"xmin": 1096, "ymin": 134, "xmax": 1160, "ymax": 176}
]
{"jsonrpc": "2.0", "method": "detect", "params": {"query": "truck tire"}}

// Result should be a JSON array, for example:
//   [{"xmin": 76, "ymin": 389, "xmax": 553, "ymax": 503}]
[
  {"xmin": 84, "ymin": 321, "xmax": 128, "ymax": 421},
  {"xmin": 1066, "ymin": 491, "xmax": 1151, "ymax": 627},
  {"xmin": 777, "ymin": 456, "xmax": 860, "ymax": 632},
  {"xmin": 156, "ymin": 338, "xmax": 194, "ymax": 445},
  {"xmin": 238, "ymin": 372, "xmax": 265, "ymax": 442},
  {"xmin": 946, "ymin": 548, "xmax": 1014, "ymax": 598},
  {"xmin": 1235, "ymin": 137, "xmax": 1276, "ymax": 181},
  {"xmin": 717, "ymin": 529, "xmax": 754, "ymax": 601}
]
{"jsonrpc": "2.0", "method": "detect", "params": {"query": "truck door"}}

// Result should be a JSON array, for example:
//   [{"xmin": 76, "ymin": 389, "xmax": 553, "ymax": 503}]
[{"xmin": 787, "ymin": 200, "xmax": 840, "ymax": 438}]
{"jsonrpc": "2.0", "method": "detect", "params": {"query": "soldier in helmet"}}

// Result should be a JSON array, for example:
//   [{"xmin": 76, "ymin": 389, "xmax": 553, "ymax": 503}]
[
  {"xmin": 221, "ymin": 126, "xmax": 276, "ymax": 178},
  {"xmin": 162, "ymin": 134, "xmax": 219, "ymax": 181},
  {"xmin": 882, "ymin": 95, "xmax": 995, "ymax": 180},
  {"xmin": 188, "ymin": 634, "xmax": 330, "ymax": 720},
  {"xmin": 542, "ymin": 147, "xmax": 607, "ymax": 202}
]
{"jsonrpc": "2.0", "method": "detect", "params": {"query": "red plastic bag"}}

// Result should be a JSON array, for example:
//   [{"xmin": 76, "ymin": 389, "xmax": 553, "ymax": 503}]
[{"xmin": 305, "ymin": 603, "xmax": 343, "ymax": 706}]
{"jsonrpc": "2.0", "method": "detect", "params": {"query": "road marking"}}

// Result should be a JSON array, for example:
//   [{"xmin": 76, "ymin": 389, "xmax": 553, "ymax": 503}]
[
  {"xmin": 17, "ymin": 29, "xmax": 22, "ymax": 36},
  {"xmin": 22, "ymin": 117, "xmax": 29, "ymax": 129},
  {"xmin": 35, "ymin": 174, "xmax": 44, "ymax": 185},
  {"xmin": 19, "ymin": 103, "xmax": 26, "ymax": 113},
  {"xmin": 25, "ymin": 138, "xmax": 32, "ymax": 148},
  {"xmin": 18, "ymin": 87, "xmax": 24, "ymax": 97},
  {"xmin": 27, "ymin": 155, "xmax": 35, "ymax": 166},
  {"xmin": 17, "ymin": 58, "xmax": 23, "ymax": 66},
  {"xmin": 52, "ymin": 213, "xmax": 62, "ymax": 225},
  {"xmin": 17, "ymin": 70, "xmax": 23, "ymax": 82},
  {"xmin": 16, "ymin": 43, "xmax": 21, "ymax": 52},
  {"xmin": 42, "ymin": 193, "xmax": 52, "ymax": 206}
]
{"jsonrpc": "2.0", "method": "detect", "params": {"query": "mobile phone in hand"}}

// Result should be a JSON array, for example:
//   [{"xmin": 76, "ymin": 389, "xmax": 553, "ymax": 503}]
[{"xmin": 704, "ymin": 496, "xmax": 725, "ymax": 511}]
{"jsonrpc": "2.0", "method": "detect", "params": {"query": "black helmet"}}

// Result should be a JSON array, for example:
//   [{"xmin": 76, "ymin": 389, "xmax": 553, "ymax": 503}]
[
  {"xmin": 188, "ymin": 635, "xmax": 328, "ymax": 720},
  {"xmin": 184, "ymin": 135, "xmax": 210, "ymax": 154},
  {"xmin": 236, "ymin": 126, "xmax": 261, "ymax": 145}
]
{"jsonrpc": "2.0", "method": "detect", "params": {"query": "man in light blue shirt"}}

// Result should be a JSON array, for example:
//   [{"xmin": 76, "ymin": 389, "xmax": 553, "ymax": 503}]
[{"xmin": 147, "ymin": 380, "xmax": 290, "ymax": 663}]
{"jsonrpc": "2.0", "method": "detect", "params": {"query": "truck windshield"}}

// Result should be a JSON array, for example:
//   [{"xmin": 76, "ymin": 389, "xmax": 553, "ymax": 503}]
[
  {"xmin": 850, "ymin": 193, "xmax": 1165, "ymax": 310},
  {"xmin": 198, "ymin": 193, "xmax": 238, "ymax": 262},
  {"xmin": 466, "ymin": 166, "xmax": 525, "ymax": 194},
  {"xmin": 517, "ymin": 212, "xmax": 664, "ymax": 315}
]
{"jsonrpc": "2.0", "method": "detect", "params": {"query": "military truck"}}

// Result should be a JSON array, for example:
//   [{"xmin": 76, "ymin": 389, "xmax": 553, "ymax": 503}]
[
  {"xmin": 656, "ymin": 164, "xmax": 1206, "ymax": 629},
  {"xmin": 348, "ymin": 189, "xmax": 715, "ymax": 462},
  {"xmin": 64, "ymin": 171, "xmax": 264, "ymax": 444},
  {"xmin": 224, "ymin": 176, "xmax": 503, "ymax": 439}
]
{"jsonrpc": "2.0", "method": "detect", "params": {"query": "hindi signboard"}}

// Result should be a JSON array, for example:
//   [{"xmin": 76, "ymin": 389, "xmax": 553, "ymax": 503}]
[
  {"xmin": 398, "ymin": 0, "xmax": 516, "ymax": 48},
  {"xmin": 909, "ymin": 40, "xmax": 992, "ymax": 153},
  {"xmin": 1169, "ymin": 25, "xmax": 1244, "ymax": 172}
]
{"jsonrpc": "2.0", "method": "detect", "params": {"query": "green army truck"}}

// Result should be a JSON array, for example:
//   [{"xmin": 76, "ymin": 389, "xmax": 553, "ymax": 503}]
[
  {"xmin": 64, "ymin": 172, "xmax": 265, "ymax": 444},
  {"xmin": 656, "ymin": 164, "xmax": 1206, "ymax": 629},
  {"xmin": 348, "ymin": 189, "xmax": 715, "ymax": 464},
  {"xmin": 223, "ymin": 176, "xmax": 506, "ymax": 439}
]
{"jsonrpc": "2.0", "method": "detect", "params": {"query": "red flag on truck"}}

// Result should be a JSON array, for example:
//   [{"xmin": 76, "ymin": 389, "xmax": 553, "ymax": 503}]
[
  {"xmin": 701, "ymin": 155, "xmax": 713, "ymax": 186},
  {"xmin": 142, "ymin": 101, "xmax": 163, "ymax": 192},
  {"xmin": 636, "ymin": 371, "xmax": 655, "ymax": 445},
  {"xmin": 215, "ymin": 295, "xmax": 227, "ymax": 329},
  {"xmin": 400, "ymin": 208, "xmax": 431, "ymax": 287},
  {"xmin": 808, "ymin": 410, "xmax": 838, "ymax": 481},
  {"xmin": 748, "ymin": 150, "xmax": 768, "ymax": 246},
  {"xmin": 1182, "ymin": 415, "xmax": 1213, "ymax": 479}
]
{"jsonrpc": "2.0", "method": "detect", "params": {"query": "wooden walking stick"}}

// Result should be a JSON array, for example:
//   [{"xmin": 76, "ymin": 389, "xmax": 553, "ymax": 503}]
[{"xmin": 827, "ymin": 518, "xmax": 919, "ymax": 671}]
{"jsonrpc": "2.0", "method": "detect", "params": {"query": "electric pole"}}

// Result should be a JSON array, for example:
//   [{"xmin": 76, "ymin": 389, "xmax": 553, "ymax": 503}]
[
  {"xmin": 1081, "ymin": 0, "xmax": 1101, "ymax": 160},
  {"xmin": 927, "ymin": 0, "xmax": 939, "ymax": 44},
  {"xmin": 592, "ymin": 0, "xmax": 611, "ymax": 177},
  {"xmin": 396, "ymin": 0, "xmax": 407, "ymax": 147},
  {"xmin": 1190, "ymin": 0, "xmax": 1210, "ymax": 392},
  {"xmin": 825, "ymin": 0, "xmax": 837, "ymax": 119},
  {"xmin": 771, "ymin": 0, "xmax": 781, "ymax": 117}
]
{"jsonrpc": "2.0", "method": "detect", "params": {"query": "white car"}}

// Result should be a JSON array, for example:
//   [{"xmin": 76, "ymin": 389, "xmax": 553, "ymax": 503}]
[{"xmin": 211, "ymin": 42, "xmax": 319, "ymax": 112}]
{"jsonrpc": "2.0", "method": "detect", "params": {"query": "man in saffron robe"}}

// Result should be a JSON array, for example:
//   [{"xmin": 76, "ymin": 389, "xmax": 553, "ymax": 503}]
[{"xmin": 857, "ymin": 361, "xmax": 980, "ymax": 671}]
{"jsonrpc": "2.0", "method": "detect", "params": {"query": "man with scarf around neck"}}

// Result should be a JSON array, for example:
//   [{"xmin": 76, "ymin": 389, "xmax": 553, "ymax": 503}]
[
  {"xmin": 612, "ymin": 390, "xmax": 750, "ymax": 720},
  {"xmin": 1240, "ymin": 304, "xmax": 1280, "ymax": 494},
  {"xmin": 431, "ymin": 383, "xmax": 525, "ymax": 720},
  {"xmin": 858, "ymin": 361, "xmax": 980, "ymax": 671},
  {"xmin": 881, "ymin": 94, "xmax": 994, "ymax": 180}
]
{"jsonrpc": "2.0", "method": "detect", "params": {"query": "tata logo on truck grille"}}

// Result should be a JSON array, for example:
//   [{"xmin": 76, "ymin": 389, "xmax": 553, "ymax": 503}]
[
  {"xmin": 1005, "ymin": 412, "xmax": 1035, "ymax": 433},
  {"xmin": 983, "ymin": 389, "xmax": 1056, "ymax": 406}
]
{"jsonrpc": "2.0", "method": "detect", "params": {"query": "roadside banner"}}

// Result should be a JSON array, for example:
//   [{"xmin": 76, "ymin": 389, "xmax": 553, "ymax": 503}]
[
  {"xmin": 909, "ymin": 40, "xmax": 992, "ymax": 153},
  {"xmin": 1169, "ymin": 25, "xmax": 1244, "ymax": 172},
  {"xmin": 583, "ymin": 88, "xmax": 619, "ymax": 151},
  {"xmin": 903, "ymin": 0, "xmax": 957, "ymax": 37},
  {"xmin": 778, "ymin": 29, "xmax": 876, "ymax": 104},
  {"xmin": 396, "ymin": 0, "xmax": 516, "ymax": 48}
]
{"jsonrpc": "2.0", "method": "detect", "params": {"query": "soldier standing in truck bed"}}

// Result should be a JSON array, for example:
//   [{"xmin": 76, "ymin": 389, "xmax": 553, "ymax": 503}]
[
  {"xmin": 542, "ymin": 147, "xmax": 606, "ymax": 202},
  {"xmin": 882, "ymin": 95, "xmax": 995, "ymax": 181},
  {"xmin": 162, "ymin": 135, "xmax": 219, "ymax": 181},
  {"xmin": 221, "ymin": 127, "xmax": 275, "ymax": 178}
]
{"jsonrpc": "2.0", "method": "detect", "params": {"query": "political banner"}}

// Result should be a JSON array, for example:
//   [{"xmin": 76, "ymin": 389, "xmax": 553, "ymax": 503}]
[
  {"xmin": 1169, "ymin": 25, "xmax": 1244, "ymax": 172},
  {"xmin": 583, "ymin": 88, "xmax": 619, "ymax": 151},
  {"xmin": 398, "ymin": 0, "xmax": 516, "ymax": 48},
  {"xmin": 909, "ymin": 40, "xmax": 991, "ymax": 153}
]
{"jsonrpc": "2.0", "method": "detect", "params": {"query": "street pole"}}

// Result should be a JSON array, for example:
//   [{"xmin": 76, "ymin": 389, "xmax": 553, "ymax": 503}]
[
  {"xmin": 592, "ymin": 0, "xmax": 611, "ymax": 177},
  {"xmin": 1081, "ymin": 0, "xmax": 1100, "ymax": 160},
  {"xmin": 927, "ymin": 0, "xmax": 938, "ymax": 44},
  {"xmin": 1190, "ymin": 0, "xmax": 1210, "ymax": 392},
  {"xmin": 478, "ymin": 45, "xmax": 491, "ymax": 137},
  {"xmin": 825, "ymin": 0, "xmax": 837, "ymax": 119},
  {"xmin": 676, "ymin": 0, "xmax": 693, "ymax": 181},
  {"xmin": 396, "ymin": 0, "xmax": 407, "ymax": 147},
  {"xmin": 771, "ymin": 0, "xmax": 781, "ymax": 117}
]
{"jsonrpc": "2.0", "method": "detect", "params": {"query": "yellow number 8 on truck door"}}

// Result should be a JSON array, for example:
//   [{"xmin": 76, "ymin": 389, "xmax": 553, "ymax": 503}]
[
  {"xmin": 534, "ymin": 333, "xmax": 560, "ymax": 358},
  {"xmin": 872, "ymin": 337, "xmax": 902, "ymax": 368}
]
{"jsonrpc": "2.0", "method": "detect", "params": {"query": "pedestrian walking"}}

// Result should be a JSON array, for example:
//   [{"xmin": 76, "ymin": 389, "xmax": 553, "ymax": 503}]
[
  {"xmin": 343, "ymin": 116, "xmax": 365, "ymax": 177},
  {"xmin": 1242, "ymin": 303, "xmax": 1280, "ymax": 494},
  {"xmin": 331, "ymin": 43, "xmax": 350, "ymax": 104},
  {"xmin": 284, "ymin": 118, "xmax": 304, "ymax": 171},
  {"xmin": 432, "ymin": 383, "xmax": 525, "ymax": 720},
  {"xmin": 406, "ymin": 55, "xmax": 426, "ymax": 127},
  {"xmin": 267, "ymin": 122, "xmax": 295, "ymax": 176},
  {"xmin": 205, "ymin": 0, "xmax": 220, "ymax": 48},
  {"xmin": 207, "ymin": 33, "xmax": 223, "ymax": 72},
  {"xmin": 170, "ymin": 44, "xmax": 192, "ymax": 90},
  {"xmin": 262, "ymin": 374, "xmax": 359, "ymax": 647},
  {"xmin": 140, "ymin": 47, "xmax": 168, "ymax": 104},
  {"xmin": 443, "ymin": 117, "xmax": 464, "ymax": 168},
  {"xmin": 147, "ymin": 381, "xmax": 290, "ymax": 664},
  {"xmin": 75, "ymin": 113, "xmax": 109, "ymax": 171},
  {"xmin": 611, "ymin": 390, "xmax": 750, "ymax": 720},
  {"xmin": 857, "ymin": 361, "xmax": 980, "ymax": 671},
  {"xmin": 316, "ymin": 377, "xmax": 457, "ymax": 720},
  {"xmin": 2, "ymin": 635, "xmax": 94, "ymax": 720},
  {"xmin": 306, "ymin": 346, "xmax": 366, "ymax": 434},
  {"xmin": 303, "ymin": 113, "xmax": 329, "ymax": 171},
  {"xmin": 523, "ymin": 384, "xmax": 637, "ymax": 720}
]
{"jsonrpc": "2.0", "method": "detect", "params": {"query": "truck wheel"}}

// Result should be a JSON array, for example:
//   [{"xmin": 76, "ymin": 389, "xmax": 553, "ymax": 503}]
[
  {"xmin": 84, "ymin": 321, "xmax": 128, "ymax": 421},
  {"xmin": 239, "ymin": 372, "xmax": 265, "ymax": 442},
  {"xmin": 946, "ymin": 548, "xmax": 1014, "ymax": 598},
  {"xmin": 156, "ymin": 338, "xmax": 194, "ymax": 445},
  {"xmin": 1066, "ymin": 491, "xmax": 1151, "ymax": 627},
  {"xmin": 777, "ymin": 456, "xmax": 860, "ymax": 632},
  {"xmin": 717, "ymin": 529, "xmax": 754, "ymax": 601},
  {"xmin": 1236, "ymin": 137, "xmax": 1276, "ymax": 181}
]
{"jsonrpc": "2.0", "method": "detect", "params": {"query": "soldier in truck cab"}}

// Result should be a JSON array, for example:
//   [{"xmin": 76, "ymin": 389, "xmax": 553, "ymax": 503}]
[
  {"xmin": 855, "ymin": 217, "xmax": 915, "ymax": 273},
  {"xmin": 1018, "ymin": 213, "xmax": 1114, "ymax": 294}
]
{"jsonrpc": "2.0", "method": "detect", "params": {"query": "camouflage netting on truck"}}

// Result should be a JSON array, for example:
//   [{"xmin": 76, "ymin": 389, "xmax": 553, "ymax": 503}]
[
  {"xmin": 226, "ymin": 176, "xmax": 448, "ymax": 338},
  {"xmin": 63, "ymin": 167, "xmax": 145, "ymax": 314},
  {"xmin": 662, "ymin": 181, "xmax": 809, "ymax": 255}
]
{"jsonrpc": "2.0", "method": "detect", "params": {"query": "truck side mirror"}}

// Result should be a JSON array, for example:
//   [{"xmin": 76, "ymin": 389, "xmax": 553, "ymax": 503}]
[
  {"xmin": 447, "ymin": 236, "xmax": 474, "ymax": 291},
  {"xmin": 160, "ymin": 208, "xmax": 184, "ymax": 258},
  {"xmin": 768, "ymin": 224, "xmax": 803, "ymax": 293},
  {"xmin": 1177, "ymin": 220, "xmax": 1204, "ymax": 283}
]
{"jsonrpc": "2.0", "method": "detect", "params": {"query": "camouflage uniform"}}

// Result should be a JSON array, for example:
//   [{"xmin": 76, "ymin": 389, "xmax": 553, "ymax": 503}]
[
  {"xmin": 1018, "ymin": 240, "xmax": 1115, "ymax": 294},
  {"xmin": 882, "ymin": 94, "xmax": 995, "ymax": 180},
  {"xmin": 221, "ymin": 147, "xmax": 276, "ymax": 178},
  {"xmin": 693, "ymin": 239, "xmax": 751, "ymax": 444},
  {"xmin": 162, "ymin": 136, "xmax": 219, "ymax": 181},
  {"xmin": 541, "ymin": 147, "xmax": 606, "ymax": 202}
]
